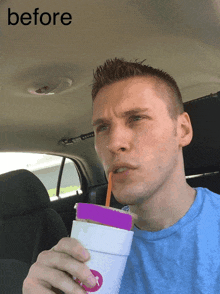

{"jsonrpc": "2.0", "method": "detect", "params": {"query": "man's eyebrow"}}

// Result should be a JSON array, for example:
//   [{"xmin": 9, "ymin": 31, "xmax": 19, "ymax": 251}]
[
  {"xmin": 92, "ymin": 118, "xmax": 107, "ymax": 127},
  {"xmin": 92, "ymin": 108, "xmax": 150, "ymax": 127},
  {"xmin": 121, "ymin": 108, "xmax": 150, "ymax": 117}
]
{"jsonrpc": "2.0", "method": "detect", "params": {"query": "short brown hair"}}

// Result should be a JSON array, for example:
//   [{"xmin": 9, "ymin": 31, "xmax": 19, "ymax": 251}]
[{"xmin": 92, "ymin": 58, "xmax": 184, "ymax": 119}]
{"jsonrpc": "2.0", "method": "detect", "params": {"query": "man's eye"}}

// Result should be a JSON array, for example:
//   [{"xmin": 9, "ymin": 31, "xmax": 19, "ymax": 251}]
[
  {"xmin": 130, "ymin": 115, "xmax": 143, "ymax": 122},
  {"xmin": 96, "ymin": 125, "xmax": 108, "ymax": 133}
]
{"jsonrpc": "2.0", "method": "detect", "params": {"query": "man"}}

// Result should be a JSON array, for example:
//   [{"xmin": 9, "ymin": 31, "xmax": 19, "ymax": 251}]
[{"xmin": 23, "ymin": 58, "xmax": 220, "ymax": 293}]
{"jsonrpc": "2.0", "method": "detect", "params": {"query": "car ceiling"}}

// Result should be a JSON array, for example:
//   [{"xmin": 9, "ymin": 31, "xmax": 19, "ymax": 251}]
[{"xmin": 0, "ymin": 0, "xmax": 220, "ymax": 184}]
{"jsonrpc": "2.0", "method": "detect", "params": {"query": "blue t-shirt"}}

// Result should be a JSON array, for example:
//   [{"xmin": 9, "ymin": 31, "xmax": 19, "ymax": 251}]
[{"xmin": 119, "ymin": 188, "xmax": 220, "ymax": 293}]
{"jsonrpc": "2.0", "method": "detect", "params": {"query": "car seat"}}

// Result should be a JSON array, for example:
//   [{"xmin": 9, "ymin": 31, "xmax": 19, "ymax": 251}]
[
  {"xmin": 0, "ymin": 169, "xmax": 68, "ymax": 265},
  {"xmin": 184, "ymin": 91, "xmax": 220, "ymax": 193},
  {"xmin": 0, "ymin": 259, "xmax": 30, "ymax": 294}
]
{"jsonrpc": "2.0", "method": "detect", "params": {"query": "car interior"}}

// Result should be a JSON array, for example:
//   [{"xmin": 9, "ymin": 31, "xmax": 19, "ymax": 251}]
[{"xmin": 1, "ymin": 0, "xmax": 220, "ymax": 293}]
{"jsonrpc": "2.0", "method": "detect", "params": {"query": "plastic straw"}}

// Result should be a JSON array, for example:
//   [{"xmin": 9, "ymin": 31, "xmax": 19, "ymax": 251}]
[{"xmin": 105, "ymin": 171, "xmax": 113, "ymax": 207}]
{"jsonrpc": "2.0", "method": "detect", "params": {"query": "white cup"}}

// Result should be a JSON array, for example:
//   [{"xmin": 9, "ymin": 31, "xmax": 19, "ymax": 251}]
[{"xmin": 71, "ymin": 220, "xmax": 134, "ymax": 294}]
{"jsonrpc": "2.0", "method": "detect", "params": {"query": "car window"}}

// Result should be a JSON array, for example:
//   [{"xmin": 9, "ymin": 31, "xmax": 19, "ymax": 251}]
[{"xmin": 0, "ymin": 152, "xmax": 82, "ymax": 201}]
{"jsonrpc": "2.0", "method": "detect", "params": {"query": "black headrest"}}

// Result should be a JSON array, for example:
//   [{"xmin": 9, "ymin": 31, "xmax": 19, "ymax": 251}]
[
  {"xmin": 0, "ymin": 169, "xmax": 50, "ymax": 219},
  {"xmin": 183, "ymin": 91, "xmax": 220, "ymax": 176}
]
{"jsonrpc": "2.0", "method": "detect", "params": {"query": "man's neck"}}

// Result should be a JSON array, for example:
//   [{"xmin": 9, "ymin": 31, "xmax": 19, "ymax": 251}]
[{"xmin": 130, "ymin": 182, "xmax": 196, "ymax": 232}]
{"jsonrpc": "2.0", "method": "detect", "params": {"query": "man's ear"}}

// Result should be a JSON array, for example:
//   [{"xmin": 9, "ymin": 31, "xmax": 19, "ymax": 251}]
[{"xmin": 177, "ymin": 112, "xmax": 193, "ymax": 147}]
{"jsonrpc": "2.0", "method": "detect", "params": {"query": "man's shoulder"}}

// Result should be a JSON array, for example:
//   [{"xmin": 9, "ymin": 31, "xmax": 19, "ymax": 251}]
[
  {"xmin": 196, "ymin": 187, "xmax": 220, "ymax": 197},
  {"xmin": 196, "ymin": 187, "xmax": 220, "ymax": 214}
]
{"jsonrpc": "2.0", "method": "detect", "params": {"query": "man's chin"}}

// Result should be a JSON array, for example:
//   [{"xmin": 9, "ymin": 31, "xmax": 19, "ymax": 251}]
[{"xmin": 113, "ymin": 192, "xmax": 141, "ymax": 206}]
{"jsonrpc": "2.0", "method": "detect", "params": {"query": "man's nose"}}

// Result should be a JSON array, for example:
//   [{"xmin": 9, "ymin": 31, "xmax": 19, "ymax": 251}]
[{"xmin": 107, "ymin": 126, "xmax": 132, "ymax": 153}]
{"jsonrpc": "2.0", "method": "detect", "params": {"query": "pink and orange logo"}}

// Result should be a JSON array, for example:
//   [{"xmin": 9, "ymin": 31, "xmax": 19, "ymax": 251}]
[{"xmin": 74, "ymin": 269, "xmax": 103, "ymax": 293}]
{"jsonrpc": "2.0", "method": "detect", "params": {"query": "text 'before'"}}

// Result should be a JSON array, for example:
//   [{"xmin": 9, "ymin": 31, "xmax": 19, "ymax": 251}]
[{"xmin": 8, "ymin": 8, "xmax": 72, "ymax": 26}]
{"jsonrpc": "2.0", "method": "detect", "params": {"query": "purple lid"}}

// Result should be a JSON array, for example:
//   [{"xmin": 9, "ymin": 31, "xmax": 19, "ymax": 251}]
[{"xmin": 75, "ymin": 203, "xmax": 133, "ymax": 231}]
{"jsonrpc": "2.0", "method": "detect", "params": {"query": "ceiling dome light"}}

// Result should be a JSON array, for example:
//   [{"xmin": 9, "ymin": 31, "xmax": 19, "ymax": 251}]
[{"xmin": 28, "ymin": 77, "xmax": 73, "ymax": 95}]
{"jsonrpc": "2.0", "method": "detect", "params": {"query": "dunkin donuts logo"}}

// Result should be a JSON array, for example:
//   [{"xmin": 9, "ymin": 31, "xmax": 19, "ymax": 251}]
[{"xmin": 74, "ymin": 269, "xmax": 103, "ymax": 293}]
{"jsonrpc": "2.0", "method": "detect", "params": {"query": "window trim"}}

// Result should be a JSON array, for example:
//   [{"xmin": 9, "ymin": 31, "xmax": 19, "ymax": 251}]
[{"xmin": 56, "ymin": 157, "xmax": 66, "ymax": 198}]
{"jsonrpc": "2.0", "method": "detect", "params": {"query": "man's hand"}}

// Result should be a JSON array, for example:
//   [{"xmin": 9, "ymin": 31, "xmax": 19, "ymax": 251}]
[{"xmin": 22, "ymin": 237, "xmax": 97, "ymax": 294}]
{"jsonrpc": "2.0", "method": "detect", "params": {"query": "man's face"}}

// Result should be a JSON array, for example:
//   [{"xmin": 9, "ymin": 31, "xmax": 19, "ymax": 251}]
[{"xmin": 92, "ymin": 77, "xmax": 183, "ymax": 205}]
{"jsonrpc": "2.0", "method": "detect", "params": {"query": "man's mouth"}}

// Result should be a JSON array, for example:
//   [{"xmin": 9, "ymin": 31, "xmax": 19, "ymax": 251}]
[
  {"xmin": 114, "ymin": 167, "xmax": 129, "ymax": 173},
  {"xmin": 109, "ymin": 163, "xmax": 138, "ymax": 177}
]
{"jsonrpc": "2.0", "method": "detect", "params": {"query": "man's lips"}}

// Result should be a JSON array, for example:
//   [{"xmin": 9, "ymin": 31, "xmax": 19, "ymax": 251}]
[{"xmin": 108, "ymin": 163, "xmax": 137, "ymax": 178}]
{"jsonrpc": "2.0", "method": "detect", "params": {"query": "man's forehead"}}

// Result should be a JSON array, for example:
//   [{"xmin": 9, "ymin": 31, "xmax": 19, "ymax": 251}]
[
  {"xmin": 94, "ymin": 76, "xmax": 157, "ymax": 98},
  {"xmin": 92, "ymin": 76, "xmax": 171, "ymax": 123},
  {"xmin": 93, "ymin": 76, "xmax": 168, "ymax": 104}
]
